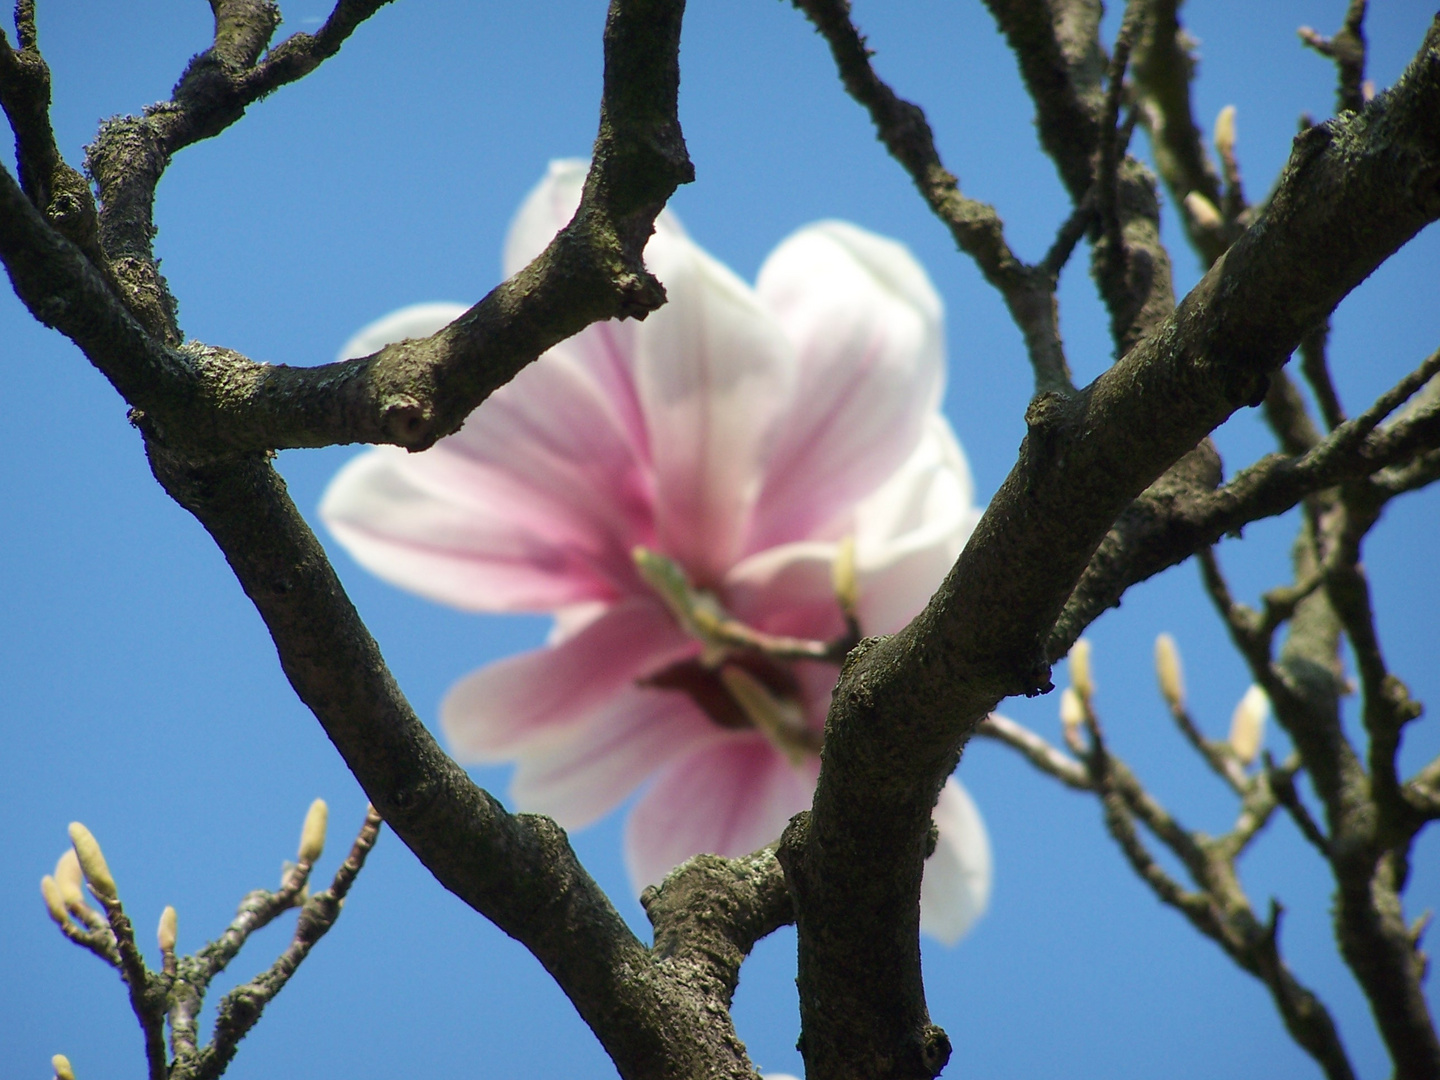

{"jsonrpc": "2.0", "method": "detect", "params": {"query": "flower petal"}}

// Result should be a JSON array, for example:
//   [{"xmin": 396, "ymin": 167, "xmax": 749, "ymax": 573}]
[
  {"xmin": 853, "ymin": 415, "xmax": 981, "ymax": 635},
  {"xmin": 511, "ymin": 685, "xmax": 721, "ymax": 829},
  {"xmin": 634, "ymin": 232, "xmax": 798, "ymax": 582},
  {"xmin": 623, "ymin": 736, "xmax": 819, "ymax": 891},
  {"xmin": 440, "ymin": 598, "xmax": 695, "ymax": 761},
  {"xmin": 322, "ymin": 309, "xmax": 661, "ymax": 611},
  {"xmin": 920, "ymin": 777, "xmax": 992, "ymax": 945},
  {"xmin": 336, "ymin": 302, "xmax": 469, "ymax": 362},
  {"xmin": 747, "ymin": 222, "xmax": 944, "ymax": 551},
  {"xmin": 723, "ymin": 540, "xmax": 846, "ymax": 641}
]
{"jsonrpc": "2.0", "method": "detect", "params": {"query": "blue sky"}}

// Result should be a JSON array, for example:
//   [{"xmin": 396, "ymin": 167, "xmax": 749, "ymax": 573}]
[{"xmin": 2, "ymin": 2, "xmax": 1438, "ymax": 1077}]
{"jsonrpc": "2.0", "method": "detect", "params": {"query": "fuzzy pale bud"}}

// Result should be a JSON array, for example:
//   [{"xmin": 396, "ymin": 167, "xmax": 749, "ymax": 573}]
[
  {"xmin": 1228, "ymin": 684, "xmax": 1270, "ymax": 765},
  {"xmin": 1183, "ymin": 192, "xmax": 1222, "ymax": 230},
  {"xmin": 157, "ymin": 906, "xmax": 178, "ymax": 952},
  {"xmin": 831, "ymin": 535, "xmax": 858, "ymax": 618},
  {"xmin": 1214, "ymin": 105, "xmax": 1237, "ymax": 161},
  {"xmin": 1154, "ymin": 633, "xmax": 1185, "ymax": 709},
  {"xmin": 54, "ymin": 850, "xmax": 87, "ymax": 913},
  {"xmin": 298, "ymin": 799, "xmax": 329, "ymax": 864},
  {"xmin": 40, "ymin": 876, "xmax": 69, "ymax": 926},
  {"xmin": 1068, "ymin": 639, "xmax": 1094, "ymax": 703},
  {"xmin": 52, "ymin": 1055, "xmax": 75, "ymax": 1080},
  {"xmin": 1059, "ymin": 686, "xmax": 1086, "ymax": 730},
  {"xmin": 67, "ymin": 823, "xmax": 116, "ymax": 902}
]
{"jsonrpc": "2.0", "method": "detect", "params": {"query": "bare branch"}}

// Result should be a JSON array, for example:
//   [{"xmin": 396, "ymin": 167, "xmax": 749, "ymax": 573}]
[
  {"xmin": 1300, "ymin": 0, "xmax": 1370, "ymax": 116},
  {"xmin": 789, "ymin": 0, "xmax": 1073, "ymax": 394},
  {"xmin": 975, "ymin": 714, "xmax": 1090, "ymax": 789},
  {"xmin": 780, "ymin": 25, "xmax": 1440, "ymax": 1076}
]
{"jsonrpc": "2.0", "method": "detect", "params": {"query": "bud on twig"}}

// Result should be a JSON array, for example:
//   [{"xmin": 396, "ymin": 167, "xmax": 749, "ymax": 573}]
[
  {"xmin": 1228, "ymin": 684, "xmax": 1270, "ymax": 765},
  {"xmin": 1154, "ymin": 633, "xmax": 1185, "ymax": 709},
  {"xmin": 1214, "ymin": 105, "xmax": 1237, "ymax": 162},
  {"xmin": 54, "ymin": 850, "xmax": 87, "ymax": 913},
  {"xmin": 1068, "ymin": 639, "xmax": 1093, "ymax": 703},
  {"xmin": 157, "ymin": 905, "xmax": 178, "ymax": 952},
  {"xmin": 67, "ymin": 823, "xmax": 116, "ymax": 902},
  {"xmin": 1182, "ymin": 192, "xmax": 1222, "ymax": 230},
  {"xmin": 1059, "ymin": 687, "xmax": 1085, "ymax": 731},
  {"xmin": 831, "ymin": 535, "xmax": 858, "ymax": 619},
  {"xmin": 40, "ymin": 876, "xmax": 68, "ymax": 926},
  {"xmin": 52, "ymin": 1054, "xmax": 75, "ymax": 1080},
  {"xmin": 298, "ymin": 799, "xmax": 329, "ymax": 864}
]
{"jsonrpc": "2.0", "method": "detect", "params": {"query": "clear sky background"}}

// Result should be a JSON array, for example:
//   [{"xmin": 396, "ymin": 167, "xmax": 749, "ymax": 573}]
[{"xmin": 3, "ymin": 2, "xmax": 1438, "ymax": 1078}]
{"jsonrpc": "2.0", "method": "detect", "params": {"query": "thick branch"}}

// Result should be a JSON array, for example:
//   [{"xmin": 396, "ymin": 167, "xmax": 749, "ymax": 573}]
[{"xmin": 780, "ymin": 25, "xmax": 1440, "ymax": 1078}]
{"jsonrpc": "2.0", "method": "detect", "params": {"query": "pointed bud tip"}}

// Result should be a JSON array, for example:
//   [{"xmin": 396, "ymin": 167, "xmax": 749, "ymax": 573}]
[
  {"xmin": 1068, "ymin": 639, "xmax": 1093, "ymax": 702},
  {"xmin": 157, "ymin": 906, "xmax": 177, "ymax": 952},
  {"xmin": 67, "ymin": 823, "xmax": 116, "ymax": 901},
  {"xmin": 52, "ymin": 1054, "xmax": 75, "ymax": 1080},
  {"xmin": 1215, "ymin": 105, "xmax": 1237, "ymax": 156},
  {"xmin": 1154, "ymin": 633, "xmax": 1185, "ymax": 708},
  {"xmin": 54, "ymin": 850, "xmax": 87, "ymax": 912},
  {"xmin": 831, "ymin": 535, "xmax": 858, "ymax": 616},
  {"xmin": 1229, "ymin": 684, "xmax": 1270, "ymax": 765},
  {"xmin": 1059, "ymin": 686, "xmax": 1086, "ymax": 729},
  {"xmin": 1183, "ymin": 192, "xmax": 1222, "ymax": 230},
  {"xmin": 41, "ymin": 876, "xmax": 68, "ymax": 926},
  {"xmin": 298, "ymin": 799, "xmax": 329, "ymax": 864}
]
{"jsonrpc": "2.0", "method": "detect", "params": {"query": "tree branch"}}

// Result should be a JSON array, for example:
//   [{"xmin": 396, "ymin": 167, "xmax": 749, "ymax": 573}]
[
  {"xmin": 789, "ymin": 0, "xmax": 1073, "ymax": 395},
  {"xmin": 779, "ymin": 24, "xmax": 1440, "ymax": 1078}
]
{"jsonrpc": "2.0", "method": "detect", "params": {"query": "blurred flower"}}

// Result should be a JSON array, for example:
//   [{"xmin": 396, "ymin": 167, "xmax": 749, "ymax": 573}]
[{"xmin": 321, "ymin": 160, "xmax": 990, "ymax": 943}]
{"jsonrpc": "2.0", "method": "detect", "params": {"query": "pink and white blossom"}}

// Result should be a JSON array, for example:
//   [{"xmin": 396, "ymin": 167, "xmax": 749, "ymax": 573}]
[{"xmin": 321, "ymin": 160, "xmax": 991, "ymax": 943}]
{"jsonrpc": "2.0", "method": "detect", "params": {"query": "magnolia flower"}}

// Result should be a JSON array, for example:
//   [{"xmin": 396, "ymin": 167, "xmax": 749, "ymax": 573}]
[{"xmin": 321, "ymin": 161, "xmax": 991, "ymax": 943}]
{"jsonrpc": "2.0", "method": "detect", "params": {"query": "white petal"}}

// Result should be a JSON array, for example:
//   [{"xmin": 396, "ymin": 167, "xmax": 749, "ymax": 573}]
[
  {"xmin": 336, "ymin": 302, "xmax": 469, "ymax": 362},
  {"xmin": 853, "ymin": 415, "xmax": 981, "ymax": 634},
  {"xmin": 920, "ymin": 777, "xmax": 992, "ymax": 945},
  {"xmin": 747, "ymin": 221, "xmax": 945, "ymax": 551},
  {"xmin": 723, "ymin": 540, "xmax": 846, "ymax": 641}
]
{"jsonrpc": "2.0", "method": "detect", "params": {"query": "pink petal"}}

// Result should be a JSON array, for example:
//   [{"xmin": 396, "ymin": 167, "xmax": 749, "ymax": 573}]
[
  {"xmin": 633, "ymin": 232, "xmax": 798, "ymax": 583},
  {"xmin": 920, "ymin": 777, "xmax": 992, "ymax": 945},
  {"xmin": 723, "ymin": 541, "xmax": 846, "ymax": 641},
  {"xmin": 335, "ymin": 302, "xmax": 469, "ymax": 362},
  {"xmin": 746, "ymin": 222, "xmax": 945, "ymax": 552},
  {"xmin": 321, "ymin": 321, "xmax": 658, "ymax": 611},
  {"xmin": 623, "ymin": 736, "xmax": 820, "ymax": 890},
  {"xmin": 440, "ymin": 597, "xmax": 695, "ymax": 761},
  {"xmin": 510, "ymin": 685, "xmax": 722, "ymax": 829},
  {"xmin": 854, "ymin": 415, "xmax": 982, "ymax": 635}
]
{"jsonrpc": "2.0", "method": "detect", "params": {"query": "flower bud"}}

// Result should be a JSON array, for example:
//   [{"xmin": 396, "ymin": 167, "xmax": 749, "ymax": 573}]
[
  {"xmin": 1154, "ymin": 633, "xmax": 1185, "ymax": 709},
  {"xmin": 41, "ymin": 876, "xmax": 69, "ymax": 926},
  {"xmin": 298, "ymin": 799, "xmax": 329, "ymax": 864},
  {"xmin": 1228, "ymin": 684, "xmax": 1270, "ymax": 765},
  {"xmin": 67, "ymin": 823, "xmax": 116, "ymax": 902},
  {"xmin": 1214, "ymin": 105, "xmax": 1237, "ymax": 160},
  {"xmin": 1068, "ymin": 639, "xmax": 1093, "ymax": 703},
  {"xmin": 54, "ymin": 850, "xmax": 87, "ymax": 913},
  {"xmin": 1059, "ymin": 686, "xmax": 1086, "ymax": 730},
  {"xmin": 1183, "ymin": 192, "xmax": 1222, "ymax": 230},
  {"xmin": 52, "ymin": 1054, "xmax": 75, "ymax": 1080},
  {"xmin": 157, "ymin": 906, "xmax": 178, "ymax": 952},
  {"xmin": 831, "ymin": 535, "xmax": 858, "ymax": 618}
]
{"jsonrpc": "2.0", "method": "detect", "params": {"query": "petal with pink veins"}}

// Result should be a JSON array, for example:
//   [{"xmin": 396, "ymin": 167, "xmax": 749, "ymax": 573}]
[
  {"xmin": 853, "ymin": 415, "xmax": 982, "ymax": 635},
  {"xmin": 440, "ymin": 597, "xmax": 695, "ymax": 761},
  {"xmin": 920, "ymin": 777, "xmax": 992, "ymax": 945},
  {"xmin": 747, "ymin": 222, "xmax": 944, "ymax": 552},
  {"xmin": 511, "ymin": 686, "xmax": 722, "ymax": 829},
  {"xmin": 321, "ymin": 312, "xmax": 657, "ymax": 611},
  {"xmin": 633, "ymin": 230, "xmax": 798, "ymax": 583},
  {"xmin": 624, "ymin": 736, "xmax": 819, "ymax": 891}
]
